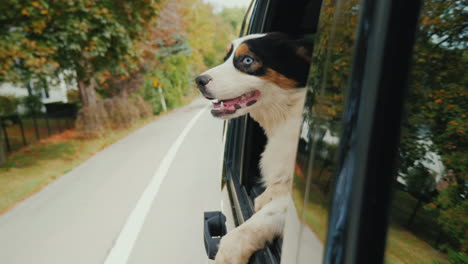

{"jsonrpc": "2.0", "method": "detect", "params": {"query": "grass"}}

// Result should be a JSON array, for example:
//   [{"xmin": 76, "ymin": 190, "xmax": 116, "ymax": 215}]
[
  {"xmin": 0, "ymin": 117, "xmax": 155, "ymax": 214},
  {"xmin": 385, "ymin": 225, "xmax": 448, "ymax": 264},
  {"xmin": 385, "ymin": 190, "xmax": 449, "ymax": 264}
]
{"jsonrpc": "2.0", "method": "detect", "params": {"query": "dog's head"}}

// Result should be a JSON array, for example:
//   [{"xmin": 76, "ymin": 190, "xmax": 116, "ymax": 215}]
[{"xmin": 196, "ymin": 32, "xmax": 313, "ymax": 119}]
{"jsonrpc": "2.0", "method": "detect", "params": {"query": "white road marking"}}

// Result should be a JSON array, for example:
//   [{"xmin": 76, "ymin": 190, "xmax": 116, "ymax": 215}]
[{"xmin": 104, "ymin": 106, "xmax": 208, "ymax": 264}]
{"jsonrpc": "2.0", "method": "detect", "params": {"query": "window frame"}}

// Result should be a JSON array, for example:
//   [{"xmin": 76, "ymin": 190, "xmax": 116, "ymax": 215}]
[{"xmin": 322, "ymin": 0, "xmax": 423, "ymax": 263}]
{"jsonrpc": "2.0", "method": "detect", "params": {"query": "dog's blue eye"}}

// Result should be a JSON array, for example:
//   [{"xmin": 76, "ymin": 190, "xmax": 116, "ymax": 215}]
[{"xmin": 242, "ymin": 57, "xmax": 254, "ymax": 65}]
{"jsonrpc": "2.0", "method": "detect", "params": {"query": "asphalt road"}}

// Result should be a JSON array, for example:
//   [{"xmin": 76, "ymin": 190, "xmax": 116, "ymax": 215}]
[{"xmin": 0, "ymin": 98, "xmax": 224, "ymax": 264}]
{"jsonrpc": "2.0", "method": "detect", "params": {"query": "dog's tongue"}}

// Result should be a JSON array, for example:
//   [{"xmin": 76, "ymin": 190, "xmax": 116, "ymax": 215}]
[
  {"xmin": 211, "ymin": 91, "xmax": 260, "ymax": 117},
  {"xmin": 213, "ymin": 91, "xmax": 260, "ymax": 108}
]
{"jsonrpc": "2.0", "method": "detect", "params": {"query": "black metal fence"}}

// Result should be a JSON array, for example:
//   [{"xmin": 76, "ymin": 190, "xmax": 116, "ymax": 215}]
[{"xmin": 1, "ymin": 108, "xmax": 76, "ymax": 153}]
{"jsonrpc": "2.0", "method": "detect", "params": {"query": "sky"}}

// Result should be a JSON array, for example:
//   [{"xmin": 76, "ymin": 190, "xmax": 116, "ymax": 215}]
[{"xmin": 203, "ymin": 0, "xmax": 251, "ymax": 11}]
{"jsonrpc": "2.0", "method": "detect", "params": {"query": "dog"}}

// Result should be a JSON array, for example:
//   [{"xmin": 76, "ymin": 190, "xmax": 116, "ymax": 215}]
[{"xmin": 196, "ymin": 32, "xmax": 313, "ymax": 264}]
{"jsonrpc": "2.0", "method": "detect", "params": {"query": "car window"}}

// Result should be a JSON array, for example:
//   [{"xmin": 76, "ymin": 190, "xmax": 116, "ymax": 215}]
[
  {"xmin": 384, "ymin": 1, "xmax": 467, "ymax": 263},
  {"xmin": 290, "ymin": 0, "xmax": 363, "ymax": 261}
]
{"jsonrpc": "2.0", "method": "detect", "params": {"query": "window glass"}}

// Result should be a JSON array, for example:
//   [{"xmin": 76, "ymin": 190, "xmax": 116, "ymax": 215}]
[
  {"xmin": 384, "ymin": 1, "xmax": 467, "ymax": 263},
  {"xmin": 291, "ymin": 0, "xmax": 362, "ymax": 255}
]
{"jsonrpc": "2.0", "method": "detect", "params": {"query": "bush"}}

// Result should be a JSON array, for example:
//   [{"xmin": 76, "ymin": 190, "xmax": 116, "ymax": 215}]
[
  {"xmin": 67, "ymin": 90, "xmax": 80, "ymax": 104},
  {"xmin": 140, "ymin": 78, "xmax": 164, "ymax": 115},
  {"xmin": 447, "ymin": 249, "xmax": 468, "ymax": 264},
  {"xmin": 0, "ymin": 95, "xmax": 20, "ymax": 115},
  {"xmin": 103, "ymin": 97, "xmax": 140, "ymax": 129},
  {"xmin": 22, "ymin": 95, "xmax": 43, "ymax": 115},
  {"xmin": 132, "ymin": 95, "xmax": 153, "ymax": 118},
  {"xmin": 140, "ymin": 53, "xmax": 192, "ymax": 114},
  {"xmin": 75, "ymin": 102, "xmax": 110, "ymax": 138}
]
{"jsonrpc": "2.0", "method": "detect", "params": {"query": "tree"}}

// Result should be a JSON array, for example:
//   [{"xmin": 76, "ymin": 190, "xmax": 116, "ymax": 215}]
[
  {"xmin": 400, "ymin": 0, "xmax": 466, "ymax": 181},
  {"xmin": 219, "ymin": 7, "xmax": 247, "ymax": 33},
  {"xmin": 0, "ymin": 0, "xmax": 161, "ymax": 136},
  {"xmin": 183, "ymin": 0, "xmax": 235, "ymax": 70},
  {"xmin": 138, "ymin": 0, "xmax": 236, "ymax": 113},
  {"xmin": 404, "ymin": 165, "xmax": 437, "ymax": 227},
  {"xmin": 397, "ymin": 0, "xmax": 467, "ymax": 254},
  {"xmin": 0, "ymin": 129, "xmax": 6, "ymax": 165}
]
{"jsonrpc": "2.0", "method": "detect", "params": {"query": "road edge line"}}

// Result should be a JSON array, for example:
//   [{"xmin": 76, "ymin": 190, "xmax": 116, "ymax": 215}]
[{"xmin": 104, "ymin": 105, "xmax": 208, "ymax": 264}]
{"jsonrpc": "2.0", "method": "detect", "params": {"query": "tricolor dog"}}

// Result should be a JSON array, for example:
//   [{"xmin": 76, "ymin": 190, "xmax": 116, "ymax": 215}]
[{"xmin": 196, "ymin": 33, "xmax": 313, "ymax": 264}]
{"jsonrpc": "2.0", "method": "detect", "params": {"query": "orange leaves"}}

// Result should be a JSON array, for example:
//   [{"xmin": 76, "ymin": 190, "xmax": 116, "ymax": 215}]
[
  {"xmin": 1, "ymin": 0, "xmax": 161, "ymax": 86},
  {"xmin": 97, "ymin": 8, "xmax": 109, "ymax": 15},
  {"xmin": 21, "ymin": 1, "xmax": 49, "ymax": 17},
  {"xmin": 32, "ymin": 20, "xmax": 46, "ymax": 33},
  {"xmin": 449, "ymin": 121, "xmax": 460, "ymax": 126},
  {"xmin": 448, "ymin": 120, "xmax": 466, "ymax": 136},
  {"xmin": 24, "ymin": 57, "xmax": 47, "ymax": 68},
  {"xmin": 420, "ymin": 17, "xmax": 442, "ymax": 26},
  {"xmin": 326, "ymin": 107, "xmax": 337, "ymax": 116}
]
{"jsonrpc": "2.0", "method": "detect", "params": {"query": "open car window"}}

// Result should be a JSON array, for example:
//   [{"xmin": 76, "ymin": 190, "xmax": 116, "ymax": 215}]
[{"xmin": 221, "ymin": 0, "xmax": 324, "ymax": 263}]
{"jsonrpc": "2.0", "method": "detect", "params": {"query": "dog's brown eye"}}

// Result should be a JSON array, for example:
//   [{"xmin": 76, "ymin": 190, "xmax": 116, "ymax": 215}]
[{"xmin": 242, "ymin": 56, "xmax": 254, "ymax": 65}]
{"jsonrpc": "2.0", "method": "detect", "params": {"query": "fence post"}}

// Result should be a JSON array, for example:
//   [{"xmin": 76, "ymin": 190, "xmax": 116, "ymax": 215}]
[
  {"xmin": 57, "ymin": 117, "xmax": 62, "ymax": 132},
  {"xmin": 32, "ymin": 114, "xmax": 40, "ymax": 140},
  {"xmin": 0, "ymin": 123, "xmax": 6, "ymax": 164},
  {"xmin": 45, "ymin": 114, "xmax": 51, "ymax": 136},
  {"xmin": 1, "ymin": 120, "xmax": 11, "ymax": 153},
  {"xmin": 18, "ymin": 117, "xmax": 27, "ymax": 146}
]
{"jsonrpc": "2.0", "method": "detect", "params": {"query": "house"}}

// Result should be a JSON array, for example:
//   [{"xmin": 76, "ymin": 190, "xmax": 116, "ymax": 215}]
[{"xmin": 0, "ymin": 74, "xmax": 77, "ymax": 114}]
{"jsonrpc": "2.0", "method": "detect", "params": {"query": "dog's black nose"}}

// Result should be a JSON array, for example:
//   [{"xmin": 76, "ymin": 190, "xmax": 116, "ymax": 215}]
[
  {"xmin": 195, "ymin": 75, "xmax": 212, "ymax": 87},
  {"xmin": 195, "ymin": 75, "xmax": 215, "ymax": 99}
]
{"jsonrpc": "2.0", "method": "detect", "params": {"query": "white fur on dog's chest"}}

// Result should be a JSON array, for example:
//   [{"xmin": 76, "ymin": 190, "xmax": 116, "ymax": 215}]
[
  {"xmin": 199, "ymin": 33, "xmax": 313, "ymax": 263},
  {"xmin": 252, "ymin": 89, "xmax": 306, "ymax": 188}
]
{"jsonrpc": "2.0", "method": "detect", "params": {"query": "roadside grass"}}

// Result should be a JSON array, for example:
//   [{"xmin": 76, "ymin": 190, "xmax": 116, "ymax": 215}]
[
  {"xmin": 385, "ymin": 225, "xmax": 448, "ymax": 264},
  {"xmin": 385, "ymin": 190, "xmax": 449, "ymax": 264},
  {"xmin": 0, "ymin": 118, "xmax": 155, "ymax": 214},
  {"xmin": 292, "ymin": 178, "xmax": 449, "ymax": 264}
]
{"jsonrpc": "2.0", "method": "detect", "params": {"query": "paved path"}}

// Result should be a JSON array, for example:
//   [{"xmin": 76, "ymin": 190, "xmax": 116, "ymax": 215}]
[{"xmin": 0, "ymin": 98, "xmax": 224, "ymax": 264}]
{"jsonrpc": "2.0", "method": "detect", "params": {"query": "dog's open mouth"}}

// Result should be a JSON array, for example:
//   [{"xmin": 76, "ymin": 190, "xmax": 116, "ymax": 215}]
[{"xmin": 210, "ymin": 90, "xmax": 261, "ymax": 117}]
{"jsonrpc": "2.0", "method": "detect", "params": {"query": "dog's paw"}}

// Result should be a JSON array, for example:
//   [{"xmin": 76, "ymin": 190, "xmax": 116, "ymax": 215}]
[
  {"xmin": 254, "ymin": 191, "xmax": 274, "ymax": 212},
  {"xmin": 214, "ymin": 229, "xmax": 253, "ymax": 264}
]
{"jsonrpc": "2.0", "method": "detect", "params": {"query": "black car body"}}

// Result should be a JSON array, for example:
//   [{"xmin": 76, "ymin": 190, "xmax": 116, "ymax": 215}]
[{"xmin": 205, "ymin": 0, "xmax": 467, "ymax": 263}]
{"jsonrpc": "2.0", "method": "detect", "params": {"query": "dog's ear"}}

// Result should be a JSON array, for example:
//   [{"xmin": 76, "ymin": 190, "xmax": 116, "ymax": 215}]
[{"xmin": 287, "ymin": 38, "xmax": 314, "ymax": 63}]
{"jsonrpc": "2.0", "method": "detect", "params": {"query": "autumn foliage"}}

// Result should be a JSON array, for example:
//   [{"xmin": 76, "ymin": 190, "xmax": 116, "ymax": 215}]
[{"xmin": 0, "ymin": 0, "xmax": 241, "ymax": 136}]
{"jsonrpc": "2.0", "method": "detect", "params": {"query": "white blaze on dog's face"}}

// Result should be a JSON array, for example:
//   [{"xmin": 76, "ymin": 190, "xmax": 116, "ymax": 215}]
[{"xmin": 195, "ymin": 33, "xmax": 313, "ymax": 119}]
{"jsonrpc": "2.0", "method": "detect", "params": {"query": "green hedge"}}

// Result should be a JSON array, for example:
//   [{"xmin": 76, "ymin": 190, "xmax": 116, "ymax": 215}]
[
  {"xmin": 140, "ymin": 53, "xmax": 192, "ymax": 114},
  {"xmin": 0, "ymin": 95, "xmax": 20, "ymax": 115}
]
